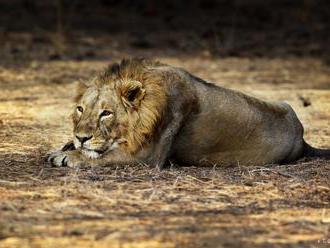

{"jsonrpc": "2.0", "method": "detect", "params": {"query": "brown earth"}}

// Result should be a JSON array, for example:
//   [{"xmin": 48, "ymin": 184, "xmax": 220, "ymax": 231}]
[{"xmin": 0, "ymin": 31, "xmax": 330, "ymax": 247}]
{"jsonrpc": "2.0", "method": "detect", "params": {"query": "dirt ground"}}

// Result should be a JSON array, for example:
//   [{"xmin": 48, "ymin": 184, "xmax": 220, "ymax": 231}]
[
  {"xmin": 0, "ymin": 2, "xmax": 330, "ymax": 246},
  {"xmin": 0, "ymin": 38, "xmax": 329, "ymax": 248}
]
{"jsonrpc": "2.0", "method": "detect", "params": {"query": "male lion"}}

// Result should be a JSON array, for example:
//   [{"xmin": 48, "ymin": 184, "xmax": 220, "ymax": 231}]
[{"xmin": 48, "ymin": 58, "xmax": 330, "ymax": 169}]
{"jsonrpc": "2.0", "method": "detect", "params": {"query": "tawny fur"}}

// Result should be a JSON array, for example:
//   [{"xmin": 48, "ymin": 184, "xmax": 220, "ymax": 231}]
[{"xmin": 48, "ymin": 58, "xmax": 329, "ymax": 169}]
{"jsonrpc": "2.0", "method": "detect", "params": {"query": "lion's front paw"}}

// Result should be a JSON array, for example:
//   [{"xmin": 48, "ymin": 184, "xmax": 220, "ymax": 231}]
[{"xmin": 47, "ymin": 151, "xmax": 82, "ymax": 168}]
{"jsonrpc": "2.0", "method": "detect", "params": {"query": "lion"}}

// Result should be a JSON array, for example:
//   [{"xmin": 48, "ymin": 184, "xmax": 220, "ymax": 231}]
[{"xmin": 48, "ymin": 58, "xmax": 330, "ymax": 169}]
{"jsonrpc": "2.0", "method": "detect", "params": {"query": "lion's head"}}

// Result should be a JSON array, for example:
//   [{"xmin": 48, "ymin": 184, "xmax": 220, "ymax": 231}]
[{"xmin": 72, "ymin": 58, "xmax": 167, "ymax": 159}]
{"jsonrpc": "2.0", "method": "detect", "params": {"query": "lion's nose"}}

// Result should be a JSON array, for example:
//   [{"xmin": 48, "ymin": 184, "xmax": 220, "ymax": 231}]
[{"xmin": 76, "ymin": 135, "xmax": 93, "ymax": 144}]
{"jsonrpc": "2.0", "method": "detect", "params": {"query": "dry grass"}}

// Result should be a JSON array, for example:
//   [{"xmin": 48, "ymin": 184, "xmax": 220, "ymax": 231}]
[{"xmin": 0, "ymin": 53, "xmax": 329, "ymax": 247}]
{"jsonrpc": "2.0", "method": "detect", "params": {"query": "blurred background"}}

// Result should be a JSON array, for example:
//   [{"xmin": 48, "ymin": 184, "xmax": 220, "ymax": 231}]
[{"xmin": 1, "ymin": 0, "xmax": 329, "ymax": 64}]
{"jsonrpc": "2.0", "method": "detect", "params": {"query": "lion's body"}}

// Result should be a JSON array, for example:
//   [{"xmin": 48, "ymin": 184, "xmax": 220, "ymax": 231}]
[
  {"xmin": 171, "ymin": 77, "xmax": 304, "ymax": 166},
  {"xmin": 48, "ymin": 58, "xmax": 329, "ymax": 168}
]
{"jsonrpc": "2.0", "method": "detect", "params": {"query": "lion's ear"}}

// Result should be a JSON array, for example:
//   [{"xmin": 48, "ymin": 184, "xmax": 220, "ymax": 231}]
[
  {"xmin": 75, "ymin": 79, "xmax": 88, "ymax": 102},
  {"xmin": 120, "ymin": 80, "xmax": 146, "ymax": 110},
  {"xmin": 74, "ymin": 77, "xmax": 97, "ymax": 101}
]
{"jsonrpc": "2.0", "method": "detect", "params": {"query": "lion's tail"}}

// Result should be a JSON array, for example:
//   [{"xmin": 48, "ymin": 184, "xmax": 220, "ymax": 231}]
[{"xmin": 303, "ymin": 140, "xmax": 330, "ymax": 159}]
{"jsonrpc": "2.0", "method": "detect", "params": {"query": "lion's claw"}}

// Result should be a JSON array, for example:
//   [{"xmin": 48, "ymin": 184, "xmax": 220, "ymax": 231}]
[{"xmin": 61, "ymin": 156, "xmax": 68, "ymax": 166}]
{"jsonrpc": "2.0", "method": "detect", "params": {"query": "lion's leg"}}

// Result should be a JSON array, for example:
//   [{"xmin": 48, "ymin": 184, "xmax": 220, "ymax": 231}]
[
  {"xmin": 148, "ymin": 111, "xmax": 185, "ymax": 170},
  {"xmin": 148, "ymin": 82, "xmax": 195, "ymax": 170},
  {"xmin": 48, "ymin": 145, "xmax": 136, "ymax": 168}
]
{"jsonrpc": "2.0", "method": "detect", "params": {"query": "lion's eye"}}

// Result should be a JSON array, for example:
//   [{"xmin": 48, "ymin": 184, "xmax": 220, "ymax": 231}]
[
  {"xmin": 100, "ymin": 110, "xmax": 113, "ymax": 118},
  {"xmin": 77, "ymin": 106, "xmax": 83, "ymax": 113}
]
